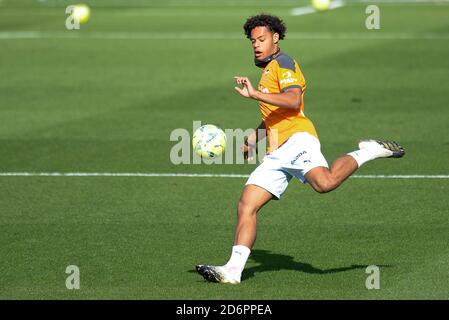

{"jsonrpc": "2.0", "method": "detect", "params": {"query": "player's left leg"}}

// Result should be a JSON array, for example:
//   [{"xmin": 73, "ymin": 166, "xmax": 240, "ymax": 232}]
[
  {"xmin": 305, "ymin": 155, "xmax": 358, "ymax": 193},
  {"xmin": 306, "ymin": 140, "xmax": 405, "ymax": 193}
]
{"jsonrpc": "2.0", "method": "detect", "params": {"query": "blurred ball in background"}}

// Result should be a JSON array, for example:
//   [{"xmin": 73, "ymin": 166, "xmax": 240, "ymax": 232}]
[
  {"xmin": 73, "ymin": 3, "xmax": 91, "ymax": 24},
  {"xmin": 311, "ymin": 0, "xmax": 331, "ymax": 12}
]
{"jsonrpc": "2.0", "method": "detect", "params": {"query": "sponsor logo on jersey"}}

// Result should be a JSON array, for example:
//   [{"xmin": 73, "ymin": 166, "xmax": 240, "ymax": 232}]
[{"xmin": 280, "ymin": 77, "xmax": 298, "ymax": 85}]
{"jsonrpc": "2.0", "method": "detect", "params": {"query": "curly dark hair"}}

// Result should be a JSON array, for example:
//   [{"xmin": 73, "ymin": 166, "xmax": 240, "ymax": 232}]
[{"xmin": 243, "ymin": 14, "xmax": 287, "ymax": 40}]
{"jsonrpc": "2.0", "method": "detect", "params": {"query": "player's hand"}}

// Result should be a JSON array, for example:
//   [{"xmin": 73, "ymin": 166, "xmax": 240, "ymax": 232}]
[
  {"xmin": 234, "ymin": 76, "xmax": 257, "ymax": 99},
  {"xmin": 241, "ymin": 142, "xmax": 255, "ymax": 161}
]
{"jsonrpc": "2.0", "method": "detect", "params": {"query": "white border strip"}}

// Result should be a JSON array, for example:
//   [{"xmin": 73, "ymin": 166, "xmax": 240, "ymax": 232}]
[
  {"xmin": 0, "ymin": 172, "xmax": 448, "ymax": 179},
  {"xmin": 11, "ymin": 0, "xmax": 448, "ymax": 7},
  {"xmin": 358, "ymin": 0, "xmax": 449, "ymax": 3}
]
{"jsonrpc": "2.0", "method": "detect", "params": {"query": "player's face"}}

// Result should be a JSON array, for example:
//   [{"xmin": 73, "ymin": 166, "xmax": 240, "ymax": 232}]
[{"xmin": 250, "ymin": 26, "xmax": 279, "ymax": 60}]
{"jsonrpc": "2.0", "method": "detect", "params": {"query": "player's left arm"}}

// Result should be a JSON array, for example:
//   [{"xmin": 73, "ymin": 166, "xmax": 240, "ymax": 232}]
[{"xmin": 234, "ymin": 76, "xmax": 301, "ymax": 110}]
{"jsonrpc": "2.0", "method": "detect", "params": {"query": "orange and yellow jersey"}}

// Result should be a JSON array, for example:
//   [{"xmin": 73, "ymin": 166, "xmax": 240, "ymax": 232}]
[{"xmin": 258, "ymin": 52, "xmax": 318, "ymax": 153}]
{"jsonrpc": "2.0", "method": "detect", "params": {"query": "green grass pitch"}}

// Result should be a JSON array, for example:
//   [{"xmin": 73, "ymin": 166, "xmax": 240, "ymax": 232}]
[{"xmin": 0, "ymin": 0, "xmax": 448, "ymax": 299}]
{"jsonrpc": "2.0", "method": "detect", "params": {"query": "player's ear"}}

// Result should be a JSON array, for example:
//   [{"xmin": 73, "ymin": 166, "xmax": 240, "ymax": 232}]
[{"xmin": 273, "ymin": 32, "xmax": 279, "ymax": 44}]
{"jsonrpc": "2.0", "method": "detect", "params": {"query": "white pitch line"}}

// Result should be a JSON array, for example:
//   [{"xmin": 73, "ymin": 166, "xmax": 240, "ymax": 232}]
[
  {"xmin": 0, "ymin": 172, "xmax": 448, "ymax": 179},
  {"xmin": 290, "ymin": 6, "xmax": 317, "ymax": 16},
  {"xmin": 350, "ymin": 175, "xmax": 449, "ymax": 179},
  {"xmin": 0, "ymin": 172, "xmax": 251, "ymax": 178},
  {"xmin": 0, "ymin": 31, "xmax": 245, "ymax": 40},
  {"xmin": 291, "ymin": 0, "xmax": 346, "ymax": 16},
  {"xmin": 1, "ymin": 31, "xmax": 449, "ymax": 40}
]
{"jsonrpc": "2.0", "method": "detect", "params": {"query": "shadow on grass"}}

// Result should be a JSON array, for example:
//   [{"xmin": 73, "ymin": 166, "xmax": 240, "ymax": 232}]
[
  {"xmin": 242, "ymin": 249, "xmax": 393, "ymax": 280},
  {"xmin": 189, "ymin": 249, "xmax": 393, "ymax": 281}
]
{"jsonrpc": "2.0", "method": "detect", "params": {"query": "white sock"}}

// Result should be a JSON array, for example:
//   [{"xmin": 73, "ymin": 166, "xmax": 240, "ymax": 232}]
[
  {"xmin": 347, "ymin": 149, "xmax": 378, "ymax": 167},
  {"xmin": 225, "ymin": 245, "xmax": 251, "ymax": 275}
]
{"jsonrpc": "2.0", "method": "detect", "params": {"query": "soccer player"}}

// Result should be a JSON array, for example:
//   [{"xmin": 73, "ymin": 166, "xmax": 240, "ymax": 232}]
[{"xmin": 196, "ymin": 14, "xmax": 404, "ymax": 284}]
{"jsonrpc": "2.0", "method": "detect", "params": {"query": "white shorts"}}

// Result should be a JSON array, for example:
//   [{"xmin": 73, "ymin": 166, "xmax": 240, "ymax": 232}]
[{"xmin": 246, "ymin": 132, "xmax": 329, "ymax": 200}]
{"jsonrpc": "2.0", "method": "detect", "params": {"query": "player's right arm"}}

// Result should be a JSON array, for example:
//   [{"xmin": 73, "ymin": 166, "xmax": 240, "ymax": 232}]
[{"xmin": 242, "ymin": 121, "xmax": 266, "ymax": 160}]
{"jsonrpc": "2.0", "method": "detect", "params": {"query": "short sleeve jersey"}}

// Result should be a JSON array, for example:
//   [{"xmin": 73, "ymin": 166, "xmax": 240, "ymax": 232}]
[{"xmin": 258, "ymin": 52, "xmax": 318, "ymax": 153}]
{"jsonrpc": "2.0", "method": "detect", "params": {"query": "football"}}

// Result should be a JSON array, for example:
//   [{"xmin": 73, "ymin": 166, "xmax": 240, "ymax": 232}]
[
  {"xmin": 73, "ymin": 3, "xmax": 91, "ymax": 25},
  {"xmin": 311, "ymin": 0, "xmax": 331, "ymax": 11},
  {"xmin": 192, "ymin": 124, "xmax": 227, "ymax": 158}
]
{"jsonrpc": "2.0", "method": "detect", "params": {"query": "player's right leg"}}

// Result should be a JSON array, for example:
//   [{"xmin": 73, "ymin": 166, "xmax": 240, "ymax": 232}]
[
  {"xmin": 196, "ymin": 184, "xmax": 273, "ymax": 284},
  {"xmin": 233, "ymin": 184, "xmax": 273, "ymax": 249},
  {"xmin": 196, "ymin": 156, "xmax": 291, "ymax": 285}
]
